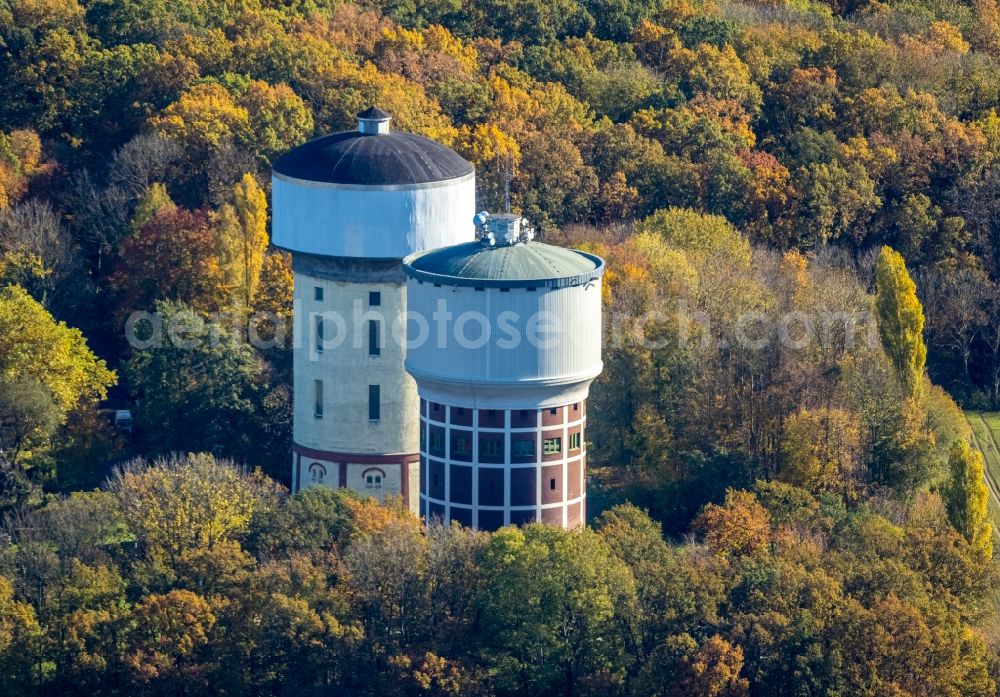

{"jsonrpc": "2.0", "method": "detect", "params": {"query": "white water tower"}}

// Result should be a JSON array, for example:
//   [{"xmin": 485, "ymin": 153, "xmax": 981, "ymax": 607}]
[
  {"xmin": 271, "ymin": 108, "xmax": 476, "ymax": 513},
  {"xmin": 403, "ymin": 212, "xmax": 605, "ymax": 529}
]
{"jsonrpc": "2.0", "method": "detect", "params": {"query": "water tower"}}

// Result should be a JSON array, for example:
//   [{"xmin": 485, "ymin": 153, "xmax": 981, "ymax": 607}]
[
  {"xmin": 402, "ymin": 213, "xmax": 605, "ymax": 529},
  {"xmin": 271, "ymin": 108, "xmax": 475, "ymax": 513}
]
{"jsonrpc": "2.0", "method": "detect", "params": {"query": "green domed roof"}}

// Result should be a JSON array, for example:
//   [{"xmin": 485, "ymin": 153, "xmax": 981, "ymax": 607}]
[{"xmin": 403, "ymin": 241, "xmax": 604, "ymax": 288}]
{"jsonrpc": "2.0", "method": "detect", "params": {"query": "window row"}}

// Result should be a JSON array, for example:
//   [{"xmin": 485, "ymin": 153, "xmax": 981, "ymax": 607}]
[
  {"xmin": 306, "ymin": 462, "xmax": 383, "ymax": 490},
  {"xmin": 421, "ymin": 460, "xmax": 584, "ymax": 506},
  {"xmin": 314, "ymin": 317, "xmax": 381, "ymax": 356},
  {"xmin": 313, "ymin": 287, "xmax": 381, "ymax": 307},
  {"xmin": 424, "ymin": 402, "xmax": 584, "ymax": 427},
  {"xmin": 421, "ymin": 431, "xmax": 582, "ymax": 457}
]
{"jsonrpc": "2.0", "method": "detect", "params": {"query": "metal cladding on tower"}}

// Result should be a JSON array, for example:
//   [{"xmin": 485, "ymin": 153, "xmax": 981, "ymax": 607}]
[{"xmin": 402, "ymin": 212, "xmax": 606, "ymax": 530}]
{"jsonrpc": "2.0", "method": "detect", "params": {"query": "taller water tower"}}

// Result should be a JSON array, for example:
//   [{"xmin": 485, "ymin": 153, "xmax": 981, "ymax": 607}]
[{"xmin": 271, "ymin": 108, "xmax": 475, "ymax": 513}]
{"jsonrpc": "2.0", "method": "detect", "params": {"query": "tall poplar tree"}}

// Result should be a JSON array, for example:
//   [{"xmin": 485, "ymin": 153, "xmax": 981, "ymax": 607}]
[
  {"xmin": 945, "ymin": 439, "xmax": 994, "ymax": 558},
  {"xmin": 216, "ymin": 173, "xmax": 269, "ymax": 308},
  {"xmin": 875, "ymin": 245, "xmax": 927, "ymax": 397}
]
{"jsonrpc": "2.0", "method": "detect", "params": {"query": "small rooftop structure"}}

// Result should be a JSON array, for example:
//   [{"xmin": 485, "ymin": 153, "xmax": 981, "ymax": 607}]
[{"xmin": 356, "ymin": 106, "xmax": 392, "ymax": 134}]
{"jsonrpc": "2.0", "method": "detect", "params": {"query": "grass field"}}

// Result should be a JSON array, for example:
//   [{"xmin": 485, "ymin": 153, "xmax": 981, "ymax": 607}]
[
  {"xmin": 963, "ymin": 413, "xmax": 1000, "ymax": 641},
  {"xmin": 966, "ymin": 412, "xmax": 1000, "ymax": 528}
]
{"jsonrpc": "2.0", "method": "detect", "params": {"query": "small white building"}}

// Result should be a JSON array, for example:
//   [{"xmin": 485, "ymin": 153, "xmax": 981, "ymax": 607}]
[{"xmin": 271, "ymin": 108, "xmax": 475, "ymax": 513}]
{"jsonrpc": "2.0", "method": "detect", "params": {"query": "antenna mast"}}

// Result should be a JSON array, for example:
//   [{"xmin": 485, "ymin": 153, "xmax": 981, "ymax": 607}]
[{"xmin": 501, "ymin": 152, "xmax": 513, "ymax": 214}]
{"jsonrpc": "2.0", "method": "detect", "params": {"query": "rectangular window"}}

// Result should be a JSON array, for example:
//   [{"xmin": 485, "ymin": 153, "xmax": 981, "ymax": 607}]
[
  {"xmin": 430, "ymin": 431, "xmax": 445, "ymax": 453},
  {"xmin": 543, "ymin": 437, "xmax": 561, "ymax": 455},
  {"xmin": 314, "ymin": 287, "xmax": 323, "ymax": 302},
  {"xmin": 480, "ymin": 438, "xmax": 502, "ymax": 457},
  {"xmin": 454, "ymin": 436, "xmax": 469, "ymax": 455},
  {"xmin": 569, "ymin": 433, "xmax": 581, "ymax": 450},
  {"xmin": 549, "ymin": 407, "xmax": 558, "ymax": 415},
  {"xmin": 314, "ymin": 380, "xmax": 323, "ymax": 418},
  {"xmin": 368, "ymin": 319, "xmax": 381, "ymax": 356},
  {"xmin": 369, "ymin": 291, "xmax": 381, "ymax": 306},
  {"xmin": 513, "ymin": 439, "xmax": 535, "ymax": 457},
  {"xmin": 368, "ymin": 385, "xmax": 380, "ymax": 421},
  {"xmin": 550, "ymin": 478, "xmax": 557, "ymax": 490},
  {"xmin": 315, "ymin": 316, "xmax": 324, "ymax": 353},
  {"xmin": 420, "ymin": 429, "xmax": 426, "ymax": 449}
]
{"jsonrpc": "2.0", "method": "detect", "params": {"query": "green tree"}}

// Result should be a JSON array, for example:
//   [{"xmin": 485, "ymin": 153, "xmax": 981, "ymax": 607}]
[
  {"xmin": 248, "ymin": 486, "xmax": 362, "ymax": 559},
  {"xmin": 130, "ymin": 181, "xmax": 175, "ymax": 232},
  {"xmin": 239, "ymin": 81, "xmax": 314, "ymax": 162},
  {"xmin": 476, "ymin": 524, "xmax": 636, "ymax": 696},
  {"xmin": 0, "ymin": 376, "xmax": 59, "ymax": 468},
  {"xmin": 125, "ymin": 300, "xmax": 270, "ymax": 460},
  {"xmin": 0, "ymin": 285, "xmax": 115, "ymax": 500},
  {"xmin": 637, "ymin": 207, "xmax": 751, "ymax": 265}
]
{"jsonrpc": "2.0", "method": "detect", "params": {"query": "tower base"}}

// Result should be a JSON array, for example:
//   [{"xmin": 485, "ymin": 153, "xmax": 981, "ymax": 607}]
[{"xmin": 292, "ymin": 442, "xmax": 419, "ymax": 515}]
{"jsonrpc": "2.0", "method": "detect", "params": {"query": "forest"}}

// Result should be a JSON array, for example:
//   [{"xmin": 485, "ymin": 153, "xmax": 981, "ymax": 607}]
[{"xmin": 2, "ymin": 0, "xmax": 1000, "ymax": 693}]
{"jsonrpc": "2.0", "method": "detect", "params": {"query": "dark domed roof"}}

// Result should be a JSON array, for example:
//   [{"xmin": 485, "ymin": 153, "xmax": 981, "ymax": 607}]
[
  {"xmin": 272, "ymin": 122, "xmax": 473, "ymax": 187},
  {"xmin": 404, "ymin": 241, "xmax": 605, "ymax": 289}
]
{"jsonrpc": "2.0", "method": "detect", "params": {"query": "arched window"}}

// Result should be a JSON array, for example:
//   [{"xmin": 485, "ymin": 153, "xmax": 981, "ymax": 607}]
[
  {"xmin": 363, "ymin": 467, "xmax": 385, "ymax": 490},
  {"xmin": 308, "ymin": 462, "xmax": 327, "ymax": 484}
]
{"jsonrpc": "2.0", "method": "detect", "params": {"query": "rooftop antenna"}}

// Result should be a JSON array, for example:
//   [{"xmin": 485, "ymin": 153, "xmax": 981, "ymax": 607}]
[{"xmin": 501, "ymin": 151, "xmax": 513, "ymax": 214}]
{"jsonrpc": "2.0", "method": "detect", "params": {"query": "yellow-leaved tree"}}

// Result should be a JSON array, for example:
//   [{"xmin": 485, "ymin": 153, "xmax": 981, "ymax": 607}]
[
  {"xmin": 107, "ymin": 453, "xmax": 281, "ymax": 563},
  {"xmin": 0, "ymin": 284, "xmax": 116, "ymax": 414},
  {"xmin": 875, "ymin": 245, "xmax": 927, "ymax": 397},
  {"xmin": 778, "ymin": 408, "xmax": 861, "ymax": 496},
  {"xmin": 214, "ymin": 173, "xmax": 269, "ymax": 308},
  {"xmin": 0, "ymin": 130, "xmax": 42, "ymax": 210},
  {"xmin": 150, "ymin": 82, "xmax": 251, "ymax": 155},
  {"xmin": 130, "ymin": 182, "xmax": 175, "ymax": 232},
  {"xmin": 253, "ymin": 250, "xmax": 293, "ymax": 345},
  {"xmin": 944, "ymin": 439, "xmax": 994, "ymax": 558}
]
